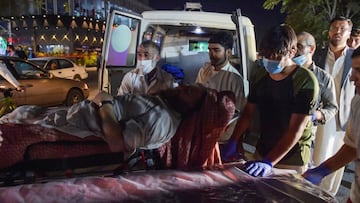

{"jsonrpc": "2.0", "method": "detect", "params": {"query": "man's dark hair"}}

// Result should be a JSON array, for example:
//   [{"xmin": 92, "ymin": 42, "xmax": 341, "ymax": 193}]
[
  {"xmin": 7, "ymin": 44, "xmax": 14, "ymax": 50},
  {"xmin": 259, "ymin": 24, "xmax": 297, "ymax": 58},
  {"xmin": 208, "ymin": 31, "xmax": 234, "ymax": 50},
  {"xmin": 351, "ymin": 28, "xmax": 360, "ymax": 37},
  {"xmin": 140, "ymin": 40, "xmax": 161, "ymax": 55},
  {"xmin": 330, "ymin": 16, "xmax": 353, "ymax": 30},
  {"xmin": 351, "ymin": 46, "xmax": 360, "ymax": 59}
]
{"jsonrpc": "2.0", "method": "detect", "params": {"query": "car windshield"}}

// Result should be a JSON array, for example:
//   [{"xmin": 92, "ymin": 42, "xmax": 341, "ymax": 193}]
[
  {"xmin": 10, "ymin": 59, "xmax": 46, "ymax": 79},
  {"xmin": 30, "ymin": 60, "xmax": 47, "ymax": 68}
]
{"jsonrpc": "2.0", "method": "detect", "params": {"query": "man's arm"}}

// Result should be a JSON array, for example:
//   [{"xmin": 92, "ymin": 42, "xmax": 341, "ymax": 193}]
[
  {"xmin": 315, "ymin": 74, "xmax": 338, "ymax": 124},
  {"xmin": 93, "ymin": 92, "xmax": 126, "ymax": 152},
  {"xmin": 243, "ymin": 113, "xmax": 310, "ymax": 177},
  {"xmin": 221, "ymin": 102, "xmax": 255, "ymax": 161},
  {"xmin": 265, "ymin": 113, "xmax": 310, "ymax": 166},
  {"xmin": 117, "ymin": 73, "xmax": 132, "ymax": 96},
  {"xmin": 231, "ymin": 102, "xmax": 256, "ymax": 142},
  {"xmin": 303, "ymin": 144, "xmax": 356, "ymax": 185},
  {"xmin": 322, "ymin": 144, "xmax": 356, "ymax": 172}
]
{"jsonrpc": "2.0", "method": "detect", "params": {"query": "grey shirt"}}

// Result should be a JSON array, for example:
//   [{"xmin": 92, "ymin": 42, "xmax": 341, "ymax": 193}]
[
  {"xmin": 309, "ymin": 62, "xmax": 338, "ymax": 125},
  {"xmin": 113, "ymin": 94, "xmax": 181, "ymax": 154}
]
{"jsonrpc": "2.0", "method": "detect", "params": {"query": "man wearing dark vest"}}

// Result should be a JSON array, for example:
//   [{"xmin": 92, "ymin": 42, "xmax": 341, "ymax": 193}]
[{"xmin": 312, "ymin": 16, "xmax": 355, "ymax": 195}]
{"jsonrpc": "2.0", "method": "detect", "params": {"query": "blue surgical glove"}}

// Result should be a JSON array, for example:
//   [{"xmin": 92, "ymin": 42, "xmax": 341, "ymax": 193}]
[
  {"xmin": 302, "ymin": 164, "xmax": 331, "ymax": 185},
  {"xmin": 311, "ymin": 113, "xmax": 316, "ymax": 122},
  {"xmin": 244, "ymin": 160, "xmax": 273, "ymax": 177},
  {"xmin": 221, "ymin": 139, "xmax": 239, "ymax": 161}
]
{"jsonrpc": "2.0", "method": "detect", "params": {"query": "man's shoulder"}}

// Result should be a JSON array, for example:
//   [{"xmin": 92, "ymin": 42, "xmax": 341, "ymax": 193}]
[
  {"xmin": 121, "ymin": 69, "xmax": 140, "ymax": 84},
  {"xmin": 158, "ymin": 67, "xmax": 175, "ymax": 79},
  {"xmin": 346, "ymin": 47, "xmax": 355, "ymax": 57},
  {"xmin": 216, "ymin": 70, "xmax": 243, "ymax": 80},
  {"xmin": 226, "ymin": 63, "xmax": 241, "ymax": 76},
  {"xmin": 292, "ymin": 66, "xmax": 319, "ymax": 93},
  {"xmin": 294, "ymin": 66, "xmax": 317, "ymax": 81},
  {"xmin": 252, "ymin": 65, "xmax": 267, "ymax": 83},
  {"xmin": 313, "ymin": 46, "xmax": 328, "ymax": 64},
  {"xmin": 314, "ymin": 46, "xmax": 328, "ymax": 56},
  {"xmin": 123, "ymin": 68, "xmax": 141, "ymax": 75},
  {"xmin": 312, "ymin": 63, "xmax": 332, "ymax": 79}
]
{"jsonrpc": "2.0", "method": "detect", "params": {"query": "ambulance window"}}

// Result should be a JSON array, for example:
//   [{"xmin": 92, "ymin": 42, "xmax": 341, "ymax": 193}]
[
  {"xmin": 143, "ymin": 27, "xmax": 154, "ymax": 41},
  {"xmin": 189, "ymin": 40, "xmax": 208, "ymax": 52},
  {"xmin": 142, "ymin": 26, "xmax": 165, "ymax": 48},
  {"xmin": 106, "ymin": 13, "xmax": 140, "ymax": 67}
]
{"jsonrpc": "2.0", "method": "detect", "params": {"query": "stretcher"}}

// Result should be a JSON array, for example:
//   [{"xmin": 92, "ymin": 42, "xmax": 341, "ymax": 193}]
[
  {"xmin": 0, "ymin": 123, "xmax": 124, "ymax": 185},
  {"xmin": 0, "ymin": 163, "xmax": 337, "ymax": 202},
  {"xmin": 0, "ymin": 122, "xmax": 338, "ymax": 203}
]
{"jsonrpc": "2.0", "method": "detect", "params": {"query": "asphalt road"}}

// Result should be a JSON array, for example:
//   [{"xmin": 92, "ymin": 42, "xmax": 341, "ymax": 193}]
[{"xmin": 84, "ymin": 67, "xmax": 100, "ymax": 100}]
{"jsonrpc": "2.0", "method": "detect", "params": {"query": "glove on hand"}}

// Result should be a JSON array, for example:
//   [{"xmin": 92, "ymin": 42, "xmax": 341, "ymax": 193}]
[
  {"xmin": 221, "ymin": 139, "xmax": 240, "ymax": 161},
  {"xmin": 244, "ymin": 160, "xmax": 273, "ymax": 177},
  {"xmin": 311, "ymin": 113, "xmax": 316, "ymax": 122},
  {"xmin": 302, "ymin": 164, "xmax": 331, "ymax": 185}
]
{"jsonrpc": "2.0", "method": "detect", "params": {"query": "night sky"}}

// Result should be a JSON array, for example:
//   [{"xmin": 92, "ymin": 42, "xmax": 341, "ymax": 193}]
[{"xmin": 148, "ymin": 0, "xmax": 286, "ymax": 48}]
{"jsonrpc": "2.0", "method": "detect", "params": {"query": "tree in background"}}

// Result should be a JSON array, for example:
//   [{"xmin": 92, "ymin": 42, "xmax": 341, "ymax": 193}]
[{"xmin": 263, "ymin": 0, "xmax": 360, "ymax": 48}]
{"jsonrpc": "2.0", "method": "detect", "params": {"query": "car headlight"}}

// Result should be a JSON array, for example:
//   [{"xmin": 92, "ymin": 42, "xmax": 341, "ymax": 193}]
[{"xmin": 83, "ymin": 83, "xmax": 89, "ymax": 90}]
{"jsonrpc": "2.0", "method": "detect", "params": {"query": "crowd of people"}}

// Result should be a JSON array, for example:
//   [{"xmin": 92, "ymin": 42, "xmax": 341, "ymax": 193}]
[{"xmin": 0, "ymin": 14, "xmax": 360, "ymax": 202}]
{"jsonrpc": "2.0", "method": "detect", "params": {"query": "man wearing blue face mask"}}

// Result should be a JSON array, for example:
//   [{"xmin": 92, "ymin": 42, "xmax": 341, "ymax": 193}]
[
  {"xmin": 118, "ymin": 40, "xmax": 177, "ymax": 96},
  {"xmin": 222, "ymin": 24, "xmax": 319, "ymax": 177},
  {"xmin": 294, "ymin": 32, "xmax": 338, "ymax": 127},
  {"xmin": 294, "ymin": 32, "xmax": 338, "ymax": 172}
]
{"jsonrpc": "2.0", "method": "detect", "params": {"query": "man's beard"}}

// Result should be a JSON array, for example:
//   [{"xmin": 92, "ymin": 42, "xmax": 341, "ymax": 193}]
[
  {"xmin": 210, "ymin": 53, "xmax": 227, "ymax": 68},
  {"xmin": 330, "ymin": 36, "xmax": 346, "ymax": 47}
]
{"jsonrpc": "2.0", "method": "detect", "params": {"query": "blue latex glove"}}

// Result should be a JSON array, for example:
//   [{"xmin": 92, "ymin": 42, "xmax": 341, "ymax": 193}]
[
  {"xmin": 311, "ymin": 113, "xmax": 316, "ymax": 122},
  {"xmin": 244, "ymin": 160, "xmax": 273, "ymax": 177},
  {"xmin": 302, "ymin": 164, "xmax": 331, "ymax": 185},
  {"xmin": 221, "ymin": 139, "xmax": 239, "ymax": 161}
]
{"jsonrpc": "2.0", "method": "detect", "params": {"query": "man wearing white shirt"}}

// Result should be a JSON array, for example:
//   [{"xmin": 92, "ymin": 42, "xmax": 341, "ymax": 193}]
[
  {"xmin": 313, "ymin": 16, "xmax": 355, "ymax": 195},
  {"xmin": 118, "ymin": 41, "xmax": 176, "ymax": 96},
  {"xmin": 195, "ymin": 31, "xmax": 245, "ymax": 141},
  {"xmin": 303, "ymin": 46, "xmax": 360, "ymax": 203},
  {"xmin": 196, "ymin": 31, "xmax": 245, "ymax": 110}
]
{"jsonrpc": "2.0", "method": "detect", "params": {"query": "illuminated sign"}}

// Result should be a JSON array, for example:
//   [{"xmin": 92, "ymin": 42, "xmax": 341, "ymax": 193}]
[{"xmin": 0, "ymin": 36, "xmax": 7, "ymax": 55}]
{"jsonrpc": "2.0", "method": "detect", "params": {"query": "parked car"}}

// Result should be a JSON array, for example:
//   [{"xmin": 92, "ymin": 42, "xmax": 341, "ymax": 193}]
[
  {"xmin": 29, "ymin": 57, "xmax": 88, "ymax": 81},
  {"xmin": 0, "ymin": 56, "xmax": 89, "ymax": 106}
]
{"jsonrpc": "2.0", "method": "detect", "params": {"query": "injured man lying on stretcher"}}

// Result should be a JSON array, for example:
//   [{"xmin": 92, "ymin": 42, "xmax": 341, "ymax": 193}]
[{"xmin": 0, "ymin": 84, "xmax": 236, "ymax": 169}]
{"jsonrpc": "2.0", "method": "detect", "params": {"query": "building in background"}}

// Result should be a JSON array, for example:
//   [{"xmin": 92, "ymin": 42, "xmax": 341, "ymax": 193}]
[{"xmin": 0, "ymin": 0, "xmax": 152, "ymax": 66}]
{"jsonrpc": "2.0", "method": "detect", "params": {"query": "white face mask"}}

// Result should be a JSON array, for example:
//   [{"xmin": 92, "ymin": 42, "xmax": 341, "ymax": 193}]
[{"xmin": 138, "ymin": 59, "xmax": 155, "ymax": 74}]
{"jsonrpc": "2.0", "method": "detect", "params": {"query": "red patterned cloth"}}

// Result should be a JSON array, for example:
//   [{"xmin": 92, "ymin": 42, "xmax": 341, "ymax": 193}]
[
  {"xmin": 0, "ymin": 124, "xmax": 110, "ymax": 169},
  {"xmin": 159, "ymin": 89, "xmax": 236, "ymax": 170}
]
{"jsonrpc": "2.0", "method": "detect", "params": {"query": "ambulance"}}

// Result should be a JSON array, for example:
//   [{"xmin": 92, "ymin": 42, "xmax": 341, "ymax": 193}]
[{"xmin": 99, "ymin": 2, "xmax": 257, "ymax": 97}]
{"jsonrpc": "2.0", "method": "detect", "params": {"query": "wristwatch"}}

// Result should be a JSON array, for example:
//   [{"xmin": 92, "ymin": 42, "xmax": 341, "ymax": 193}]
[{"xmin": 98, "ymin": 100, "xmax": 113, "ymax": 108}]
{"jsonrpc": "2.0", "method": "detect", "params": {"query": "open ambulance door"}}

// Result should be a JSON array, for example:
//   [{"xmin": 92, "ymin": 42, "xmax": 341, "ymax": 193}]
[
  {"xmin": 232, "ymin": 9, "xmax": 257, "ymax": 98},
  {"xmin": 232, "ymin": 9, "xmax": 260, "ymax": 144},
  {"xmin": 99, "ymin": 8, "xmax": 143, "ymax": 95}
]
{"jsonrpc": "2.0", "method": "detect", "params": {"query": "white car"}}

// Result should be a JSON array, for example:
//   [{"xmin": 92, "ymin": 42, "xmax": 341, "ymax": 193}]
[{"xmin": 30, "ymin": 57, "xmax": 88, "ymax": 80}]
